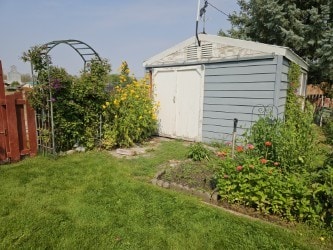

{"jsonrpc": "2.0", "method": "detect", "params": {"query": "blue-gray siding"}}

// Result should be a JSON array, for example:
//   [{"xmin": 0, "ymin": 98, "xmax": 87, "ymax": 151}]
[{"xmin": 202, "ymin": 56, "xmax": 283, "ymax": 142}]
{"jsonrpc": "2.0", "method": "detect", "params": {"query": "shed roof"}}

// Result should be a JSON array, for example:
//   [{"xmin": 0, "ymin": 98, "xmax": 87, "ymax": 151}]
[{"xmin": 143, "ymin": 34, "xmax": 308, "ymax": 71}]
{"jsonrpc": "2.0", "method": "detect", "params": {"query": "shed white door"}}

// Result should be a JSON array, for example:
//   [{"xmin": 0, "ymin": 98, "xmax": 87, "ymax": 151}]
[{"xmin": 153, "ymin": 66, "xmax": 203, "ymax": 141}]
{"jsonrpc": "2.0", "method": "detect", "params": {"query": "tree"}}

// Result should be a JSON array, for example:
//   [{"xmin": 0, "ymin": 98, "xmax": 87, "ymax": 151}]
[
  {"xmin": 10, "ymin": 81, "xmax": 20, "ymax": 87},
  {"xmin": 221, "ymin": 0, "xmax": 333, "ymax": 84},
  {"xmin": 21, "ymin": 73, "xmax": 32, "ymax": 83},
  {"xmin": 21, "ymin": 45, "xmax": 48, "ymax": 84}
]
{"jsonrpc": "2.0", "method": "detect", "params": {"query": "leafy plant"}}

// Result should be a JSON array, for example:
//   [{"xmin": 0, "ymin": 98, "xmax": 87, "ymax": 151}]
[
  {"xmin": 216, "ymin": 142, "xmax": 331, "ymax": 225},
  {"xmin": 26, "ymin": 55, "xmax": 111, "ymax": 152},
  {"xmin": 187, "ymin": 142, "xmax": 211, "ymax": 161},
  {"xmin": 323, "ymin": 119, "xmax": 333, "ymax": 145},
  {"xmin": 102, "ymin": 66, "xmax": 158, "ymax": 148},
  {"xmin": 216, "ymin": 62, "xmax": 333, "ymax": 227},
  {"xmin": 246, "ymin": 63, "xmax": 318, "ymax": 171}
]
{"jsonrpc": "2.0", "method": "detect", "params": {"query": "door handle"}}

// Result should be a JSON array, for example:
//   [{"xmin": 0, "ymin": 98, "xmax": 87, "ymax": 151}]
[{"xmin": 173, "ymin": 96, "xmax": 176, "ymax": 103}]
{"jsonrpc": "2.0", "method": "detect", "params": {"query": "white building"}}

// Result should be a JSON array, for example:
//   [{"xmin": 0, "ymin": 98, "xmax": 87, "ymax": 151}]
[{"xmin": 7, "ymin": 65, "xmax": 22, "ymax": 84}]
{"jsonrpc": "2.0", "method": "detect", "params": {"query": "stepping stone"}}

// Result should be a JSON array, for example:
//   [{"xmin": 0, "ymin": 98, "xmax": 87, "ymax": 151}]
[{"xmin": 116, "ymin": 148, "xmax": 136, "ymax": 156}]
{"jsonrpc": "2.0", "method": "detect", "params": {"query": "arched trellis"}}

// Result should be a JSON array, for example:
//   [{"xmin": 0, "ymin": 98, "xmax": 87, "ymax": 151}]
[
  {"xmin": 42, "ymin": 39, "xmax": 101, "ymax": 71},
  {"xmin": 33, "ymin": 39, "xmax": 101, "ymax": 154}
]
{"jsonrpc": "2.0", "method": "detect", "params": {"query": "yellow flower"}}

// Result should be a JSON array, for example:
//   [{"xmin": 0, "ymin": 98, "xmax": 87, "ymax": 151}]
[
  {"xmin": 105, "ymin": 101, "xmax": 110, "ymax": 106},
  {"xmin": 121, "ymin": 95, "xmax": 127, "ymax": 101},
  {"xmin": 102, "ymin": 105, "xmax": 106, "ymax": 109}
]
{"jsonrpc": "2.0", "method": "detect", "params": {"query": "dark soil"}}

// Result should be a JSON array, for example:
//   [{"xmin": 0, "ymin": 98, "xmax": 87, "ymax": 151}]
[{"xmin": 160, "ymin": 160, "xmax": 218, "ymax": 192}]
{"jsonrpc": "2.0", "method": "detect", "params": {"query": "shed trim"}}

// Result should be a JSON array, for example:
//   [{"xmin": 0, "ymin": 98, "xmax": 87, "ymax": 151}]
[
  {"xmin": 273, "ymin": 55, "xmax": 284, "ymax": 110},
  {"xmin": 145, "ymin": 54, "xmax": 275, "ymax": 70}
]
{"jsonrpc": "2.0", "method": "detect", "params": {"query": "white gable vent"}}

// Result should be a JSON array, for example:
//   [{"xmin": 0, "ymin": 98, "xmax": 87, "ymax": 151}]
[
  {"xmin": 186, "ymin": 45, "xmax": 198, "ymax": 60},
  {"xmin": 201, "ymin": 43, "xmax": 213, "ymax": 59}
]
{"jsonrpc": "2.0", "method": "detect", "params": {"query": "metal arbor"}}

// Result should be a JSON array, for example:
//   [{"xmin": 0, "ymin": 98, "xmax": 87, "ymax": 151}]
[
  {"xmin": 35, "ymin": 39, "xmax": 101, "ymax": 154},
  {"xmin": 43, "ymin": 39, "xmax": 101, "ymax": 71}
]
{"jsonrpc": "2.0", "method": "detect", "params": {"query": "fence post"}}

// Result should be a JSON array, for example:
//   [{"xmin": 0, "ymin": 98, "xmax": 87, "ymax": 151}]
[
  {"xmin": 5, "ymin": 94, "xmax": 20, "ymax": 161},
  {"xmin": 25, "ymin": 92, "xmax": 37, "ymax": 156}
]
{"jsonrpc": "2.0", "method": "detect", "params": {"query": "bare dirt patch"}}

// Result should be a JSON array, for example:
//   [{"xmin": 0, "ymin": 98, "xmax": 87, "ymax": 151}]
[{"xmin": 108, "ymin": 137, "xmax": 172, "ymax": 159}]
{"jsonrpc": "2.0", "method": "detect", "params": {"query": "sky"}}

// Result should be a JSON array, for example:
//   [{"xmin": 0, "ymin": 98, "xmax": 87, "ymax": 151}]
[{"xmin": 0, "ymin": 0, "xmax": 239, "ymax": 78}]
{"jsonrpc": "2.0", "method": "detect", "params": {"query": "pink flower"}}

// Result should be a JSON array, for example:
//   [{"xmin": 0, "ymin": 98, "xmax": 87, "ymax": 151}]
[
  {"xmin": 260, "ymin": 158, "xmax": 268, "ymax": 164},
  {"xmin": 265, "ymin": 141, "xmax": 272, "ymax": 147},
  {"xmin": 274, "ymin": 162, "xmax": 280, "ymax": 166},
  {"xmin": 236, "ymin": 146, "xmax": 244, "ymax": 153},
  {"xmin": 247, "ymin": 144, "xmax": 255, "ymax": 150},
  {"xmin": 236, "ymin": 165, "xmax": 243, "ymax": 172},
  {"xmin": 216, "ymin": 151, "xmax": 227, "ymax": 158},
  {"xmin": 223, "ymin": 174, "xmax": 229, "ymax": 179}
]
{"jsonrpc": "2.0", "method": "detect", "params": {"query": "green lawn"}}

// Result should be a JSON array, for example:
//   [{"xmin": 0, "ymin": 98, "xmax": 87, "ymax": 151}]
[{"xmin": 0, "ymin": 140, "xmax": 331, "ymax": 249}]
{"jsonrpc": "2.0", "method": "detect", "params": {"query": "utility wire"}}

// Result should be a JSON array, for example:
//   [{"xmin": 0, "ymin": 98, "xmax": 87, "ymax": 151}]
[{"xmin": 208, "ymin": 2, "xmax": 229, "ymax": 17}]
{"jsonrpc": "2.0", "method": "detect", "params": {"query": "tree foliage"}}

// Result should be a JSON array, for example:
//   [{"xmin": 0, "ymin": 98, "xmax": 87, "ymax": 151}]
[
  {"xmin": 10, "ymin": 81, "xmax": 20, "ymax": 87},
  {"xmin": 221, "ymin": 0, "xmax": 333, "ymax": 84},
  {"xmin": 21, "ymin": 45, "xmax": 48, "ymax": 74},
  {"xmin": 21, "ymin": 73, "xmax": 32, "ymax": 83}
]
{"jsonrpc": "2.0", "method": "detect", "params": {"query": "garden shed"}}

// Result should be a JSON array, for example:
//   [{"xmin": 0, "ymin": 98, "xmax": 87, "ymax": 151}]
[{"xmin": 143, "ymin": 34, "xmax": 308, "ymax": 142}]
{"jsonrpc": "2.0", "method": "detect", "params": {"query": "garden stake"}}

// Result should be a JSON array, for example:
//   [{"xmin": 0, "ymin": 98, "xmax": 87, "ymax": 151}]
[{"xmin": 231, "ymin": 118, "xmax": 238, "ymax": 159}]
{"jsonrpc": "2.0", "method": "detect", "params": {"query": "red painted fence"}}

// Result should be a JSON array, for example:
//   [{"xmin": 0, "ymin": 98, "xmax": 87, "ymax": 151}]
[{"xmin": 0, "ymin": 60, "xmax": 37, "ymax": 163}]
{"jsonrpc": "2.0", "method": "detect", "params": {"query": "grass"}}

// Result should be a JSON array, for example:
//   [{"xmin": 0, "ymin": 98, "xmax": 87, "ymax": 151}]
[{"xmin": 0, "ymin": 140, "xmax": 332, "ymax": 249}]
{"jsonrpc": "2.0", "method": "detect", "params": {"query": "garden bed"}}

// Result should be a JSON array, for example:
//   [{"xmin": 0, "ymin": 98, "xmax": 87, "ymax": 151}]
[{"xmin": 153, "ymin": 158, "xmax": 291, "ymax": 227}]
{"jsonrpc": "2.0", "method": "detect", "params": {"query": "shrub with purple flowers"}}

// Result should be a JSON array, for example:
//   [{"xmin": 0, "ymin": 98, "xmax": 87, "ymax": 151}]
[{"xmin": 27, "ymin": 59, "xmax": 110, "ymax": 151}]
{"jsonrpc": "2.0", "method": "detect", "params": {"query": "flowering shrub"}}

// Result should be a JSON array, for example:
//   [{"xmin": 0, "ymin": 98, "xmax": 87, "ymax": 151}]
[
  {"xmin": 27, "ymin": 58, "xmax": 111, "ymax": 151},
  {"xmin": 246, "ymin": 63, "xmax": 317, "ymax": 171},
  {"xmin": 216, "ymin": 63, "xmax": 332, "ymax": 227},
  {"xmin": 102, "ymin": 69, "xmax": 158, "ymax": 148},
  {"xmin": 216, "ymin": 142, "xmax": 329, "ymax": 225}
]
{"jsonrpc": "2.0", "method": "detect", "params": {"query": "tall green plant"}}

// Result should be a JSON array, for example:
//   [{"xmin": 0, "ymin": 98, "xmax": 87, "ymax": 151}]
[
  {"xmin": 73, "ymin": 59, "xmax": 110, "ymax": 149},
  {"xmin": 323, "ymin": 120, "xmax": 333, "ymax": 145},
  {"xmin": 247, "ymin": 62, "xmax": 317, "ymax": 171},
  {"xmin": 283, "ymin": 62, "xmax": 316, "ymax": 169},
  {"xmin": 102, "ymin": 68, "xmax": 157, "ymax": 148}
]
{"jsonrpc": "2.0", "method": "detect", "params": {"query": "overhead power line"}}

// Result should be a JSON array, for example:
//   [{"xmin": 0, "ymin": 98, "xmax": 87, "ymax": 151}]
[{"xmin": 207, "ymin": 2, "xmax": 229, "ymax": 17}]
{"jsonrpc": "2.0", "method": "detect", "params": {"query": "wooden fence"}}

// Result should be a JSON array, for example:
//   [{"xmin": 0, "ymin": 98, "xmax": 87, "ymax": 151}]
[{"xmin": 0, "ymin": 60, "xmax": 37, "ymax": 163}]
